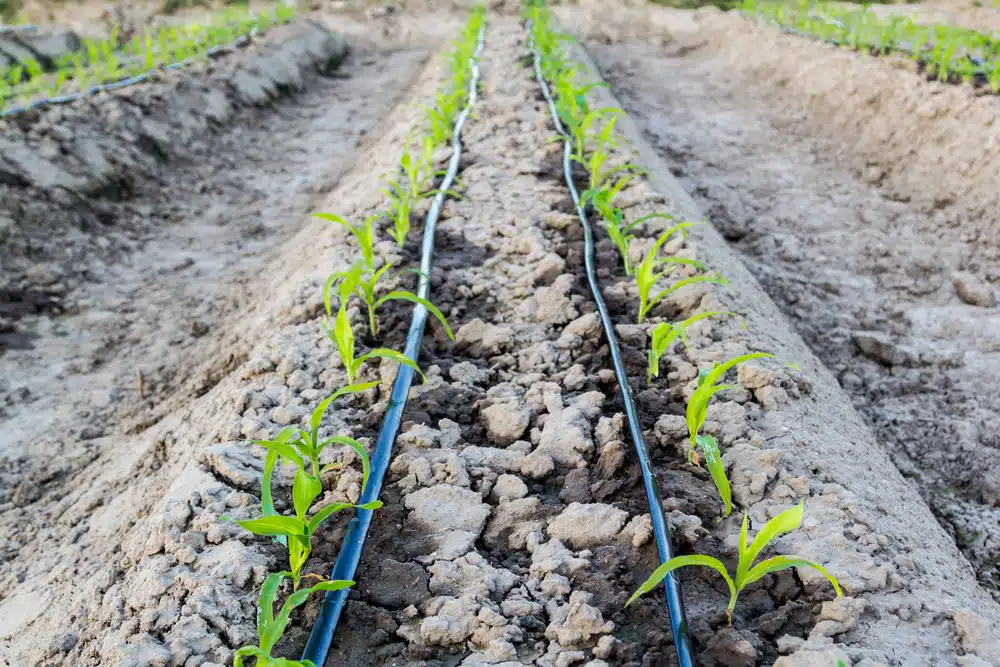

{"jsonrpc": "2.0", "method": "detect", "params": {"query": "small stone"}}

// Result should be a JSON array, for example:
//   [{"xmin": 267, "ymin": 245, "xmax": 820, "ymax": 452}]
[
  {"xmin": 521, "ymin": 451, "xmax": 555, "ymax": 479},
  {"xmin": 548, "ymin": 503, "xmax": 628, "ymax": 549},
  {"xmin": 705, "ymin": 628, "xmax": 757, "ymax": 667},
  {"xmin": 481, "ymin": 402, "xmax": 531, "ymax": 446},
  {"xmin": 450, "ymin": 361, "xmax": 491, "ymax": 385},
  {"xmin": 951, "ymin": 271, "xmax": 996, "ymax": 307},
  {"xmin": 540, "ymin": 573, "xmax": 572, "ymax": 597},
  {"xmin": 270, "ymin": 406, "xmax": 298, "ymax": 426},
  {"xmin": 851, "ymin": 331, "xmax": 916, "ymax": 366},
  {"xmin": 593, "ymin": 635, "xmax": 616, "ymax": 660},
  {"xmin": 594, "ymin": 441, "xmax": 625, "ymax": 479},
  {"xmin": 492, "ymin": 474, "xmax": 529, "ymax": 501},
  {"xmin": 738, "ymin": 364, "xmax": 774, "ymax": 390},
  {"xmin": 559, "ymin": 468, "xmax": 592, "ymax": 504}
]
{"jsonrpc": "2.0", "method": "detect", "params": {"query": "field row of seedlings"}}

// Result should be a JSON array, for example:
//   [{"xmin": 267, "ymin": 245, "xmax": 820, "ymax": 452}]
[
  {"xmin": 223, "ymin": 5, "xmax": 922, "ymax": 667},
  {"xmin": 0, "ymin": 4, "xmax": 297, "ymax": 115},
  {"xmin": 743, "ymin": 0, "xmax": 1000, "ymax": 91},
  {"xmin": 520, "ymin": 3, "xmax": 852, "ymax": 665},
  {"xmin": 227, "ymin": 8, "xmax": 486, "ymax": 666},
  {"xmin": 14, "ymin": 3, "xmax": 987, "ymax": 666}
]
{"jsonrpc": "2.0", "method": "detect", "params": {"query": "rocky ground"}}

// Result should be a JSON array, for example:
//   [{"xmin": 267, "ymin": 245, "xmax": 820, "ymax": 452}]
[{"xmin": 2, "ymin": 5, "xmax": 1000, "ymax": 667}]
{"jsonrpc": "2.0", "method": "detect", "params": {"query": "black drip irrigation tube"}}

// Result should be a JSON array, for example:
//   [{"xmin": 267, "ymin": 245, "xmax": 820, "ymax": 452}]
[
  {"xmin": 0, "ymin": 24, "xmax": 38, "ymax": 34},
  {"xmin": 300, "ymin": 20, "xmax": 487, "ymax": 667},
  {"xmin": 525, "ymin": 21, "xmax": 695, "ymax": 667},
  {"xmin": 0, "ymin": 22, "xmax": 284, "ymax": 119}
]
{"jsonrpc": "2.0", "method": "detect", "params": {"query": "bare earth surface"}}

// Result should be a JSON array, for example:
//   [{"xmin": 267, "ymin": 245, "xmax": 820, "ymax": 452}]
[
  {"xmin": 579, "ymin": 5, "xmax": 1000, "ymax": 599},
  {"xmin": 3, "ymin": 5, "xmax": 1000, "ymax": 667}
]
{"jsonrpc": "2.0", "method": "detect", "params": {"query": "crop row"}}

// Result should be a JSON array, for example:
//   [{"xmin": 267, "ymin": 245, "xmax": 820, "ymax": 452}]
[
  {"xmin": 744, "ymin": 0, "xmax": 1000, "ymax": 91},
  {"xmin": 0, "ymin": 5, "xmax": 296, "ymax": 116},
  {"xmin": 525, "ymin": 1, "xmax": 843, "ymax": 659},
  {"xmin": 226, "ymin": 8, "xmax": 485, "ymax": 667}
]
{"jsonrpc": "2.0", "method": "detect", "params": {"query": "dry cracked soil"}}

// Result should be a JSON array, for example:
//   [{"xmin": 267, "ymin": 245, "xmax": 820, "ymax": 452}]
[{"xmin": 2, "ymin": 4, "xmax": 1000, "ymax": 667}]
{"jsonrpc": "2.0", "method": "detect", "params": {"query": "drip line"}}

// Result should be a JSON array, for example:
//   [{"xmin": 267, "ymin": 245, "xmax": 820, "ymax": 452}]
[
  {"xmin": 300, "ymin": 19, "xmax": 487, "ymax": 667},
  {"xmin": 526, "ymin": 19, "xmax": 695, "ymax": 667}
]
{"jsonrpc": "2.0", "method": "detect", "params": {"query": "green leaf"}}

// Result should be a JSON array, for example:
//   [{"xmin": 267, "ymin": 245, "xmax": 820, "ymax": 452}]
[
  {"xmin": 255, "ymin": 437, "xmax": 306, "ymax": 470},
  {"xmin": 374, "ymin": 291, "xmax": 455, "ymax": 340},
  {"xmin": 313, "ymin": 211, "xmax": 348, "ymax": 226},
  {"xmin": 235, "ymin": 515, "xmax": 307, "ymax": 538},
  {"xmin": 292, "ymin": 468, "xmax": 323, "ymax": 520},
  {"xmin": 317, "ymin": 436, "xmax": 371, "ymax": 490},
  {"xmin": 233, "ymin": 646, "xmax": 271, "ymax": 667},
  {"xmin": 626, "ymin": 554, "xmax": 735, "ymax": 607},
  {"xmin": 697, "ymin": 434, "xmax": 732, "ymax": 517},
  {"xmin": 256, "ymin": 571, "xmax": 287, "ymax": 638},
  {"xmin": 736, "ymin": 501, "xmax": 805, "ymax": 588},
  {"xmin": 264, "ymin": 579, "xmax": 356, "ymax": 649},
  {"xmin": 357, "ymin": 348, "xmax": 426, "ymax": 382},
  {"xmin": 702, "ymin": 352, "xmax": 778, "ymax": 393},
  {"xmin": 309, "ymin": 382, "xmax": 379, "ymax": 444},
  {"xmin": 306, "ymin": 501, "xmax": 354, "ymax": 535},
  {"xmin": 260, "ymin": 449, "xmax": 286, "ymax": 548},
  {"xmin": 307, "ymin": 499, "xmax": 383, "ymax": 535},
  {"xmin": 741, "ymin": 555, "xmax": 843, "ymax": 597}
]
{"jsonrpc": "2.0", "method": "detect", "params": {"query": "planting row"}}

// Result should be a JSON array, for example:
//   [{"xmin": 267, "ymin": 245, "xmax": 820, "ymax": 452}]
[
  {"xmin": 744, "ymin": 0, "xmax": 1000, "ymax": 91},
  {"xmin": 0, "ymin": 5, "xmax": 297, "ymax": 116},
  {"xmin": 229, "ymin": 8, "xmax": 486, "ymax": 667},
  {"xmin": 525, "ymin": 4, "xmax": 843, "ymax": 664}
]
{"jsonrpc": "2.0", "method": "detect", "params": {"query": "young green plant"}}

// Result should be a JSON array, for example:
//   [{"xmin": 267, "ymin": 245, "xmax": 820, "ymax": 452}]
[
  {"xmin": 323, "ymin": 277, "xmax": 426, "ymax": 384},
  {"xmin": 626, "ymin": 501, "xmax": 842, "ymax": 622},
  {"xmin": 685, "ymin": 353, "xmax": 795, "ymax": 516},
  {"xmin": 313, "ymin": 212, "xmax": 381, "ymax": 271},
  {"xmin": 634, "ymin": 223, "xmax": 728, "ymax": 323},
  {"xmin": 382, "ymin": 137, "xmax": 450, "ymax": 247},
  {"xmin": 646, "ymin": 311, "xmax": 743, "ymax": 383},
  {"xmin": 238, "ymin": 384, "xmax": 381, "ymax": 589},
  {"xmin": 582, "ymin": 188, "xmax": 678, "ymax": 276},
  {"xmin": 233, "ymin": 571, "xmax": 354, "ymax": 667},
  {"xmin": 326, "ymin": 260, "xmax": 454, "ymax": 340}
]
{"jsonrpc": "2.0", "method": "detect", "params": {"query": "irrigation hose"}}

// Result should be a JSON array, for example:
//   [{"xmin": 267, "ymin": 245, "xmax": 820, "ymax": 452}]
[
  {"xmin": 526, "ymin": 21, "xmax": 695, "ymax": 667},
  {"xmin": 300, "ymin": 20, "xmax": 486, "ymax": 667}
]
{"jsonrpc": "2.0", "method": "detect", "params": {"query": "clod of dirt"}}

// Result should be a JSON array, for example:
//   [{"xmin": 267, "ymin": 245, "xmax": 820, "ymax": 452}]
[
  {"xmin": 951, "ymin": 271, "xmax": 997, "ymax": 307},
  {"xmin": 543, "ymin": 591, "xmax": 615, "ymax": 648},
  {"xmin": 403, "ymin": 484, "xmax": 491, "ymax": 561},
  {"xmin": 547, "ymin": 503, "xmax": 628, "ymax": 549}
]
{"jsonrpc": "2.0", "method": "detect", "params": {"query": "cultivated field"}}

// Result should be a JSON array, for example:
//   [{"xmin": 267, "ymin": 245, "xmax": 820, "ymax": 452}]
[{"xmin": 1, "ymin": 1, "xmax": 999, "ymax": 666}]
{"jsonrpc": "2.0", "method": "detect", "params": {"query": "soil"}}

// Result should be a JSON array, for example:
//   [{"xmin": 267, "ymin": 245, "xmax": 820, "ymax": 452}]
[
  {"xmin": 3, "ymin": 4, "xmax": 1000, "ymax": 667},
  {"xmin": 573, "ymin": 3, "xmax": 1000, "ymax": 599}
]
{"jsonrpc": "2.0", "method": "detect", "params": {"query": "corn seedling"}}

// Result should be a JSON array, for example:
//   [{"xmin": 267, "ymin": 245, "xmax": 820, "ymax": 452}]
[
  {"xmin": 326, "ymin": 260, "xmax": 454, "ymax": 340},
  {"xmin": 646, "ymin": 311, "xmax": 743, "ymax": 383},
  {"xmin": 324, "ymin": 278, "xmax": 426, "ymax": 385},
  {"xmin": 0, "ymin": 6, "xmax": 297, "ymax": 115},
  {"xmin": 254, "ymin": 382, "xmax": 378, "ymax": 523},
  {"xmin": 685, "ymin": 352, "xmax": 798, "ymax": 515},
  {"xmin": 626, "ymin": 502, "xmax": 842, "ymax": 622},
  {"xmin": 382, "ymin": 137, "xmax": 447, "ymax": 247},
  {"xmin": 582, "ymin": 187, "xmax": 677, "ymax": 276},
  {"xmin": 233, "ymin": 571, "xmax": 354, "ymax": 667},
  {"xmin": 237, "ymin": 383, "xmax": 381, "ymax": 588},
  {"xmin": 634, "ymin": 223, "xmax": 728, "ymax": 324},
  {"xmin": 313, "ymin": 212, "xmax": 380, "ymax": 271}
]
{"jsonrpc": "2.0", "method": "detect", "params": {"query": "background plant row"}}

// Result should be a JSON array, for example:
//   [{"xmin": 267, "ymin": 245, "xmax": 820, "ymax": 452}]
[
  {"xmin": 0, "ymin": 4, "xmax": 296, "ymax": 116},
  {"xmin": 744, "ymin": 0, "xmax": 1000, "ymax": 91}
]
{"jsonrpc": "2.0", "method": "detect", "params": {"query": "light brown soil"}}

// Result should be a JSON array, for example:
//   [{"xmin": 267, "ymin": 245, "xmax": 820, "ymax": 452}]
[{"xmin": 4, "ymin": 5, "xmax": 1000, "ymax": 667}]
